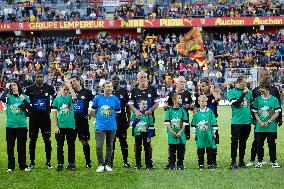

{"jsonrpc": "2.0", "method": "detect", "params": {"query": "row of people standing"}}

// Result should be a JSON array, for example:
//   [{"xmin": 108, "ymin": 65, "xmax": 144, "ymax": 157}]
[{"xmin": 0, "ymin": 70, "xmax": 282, "ymax": 172}]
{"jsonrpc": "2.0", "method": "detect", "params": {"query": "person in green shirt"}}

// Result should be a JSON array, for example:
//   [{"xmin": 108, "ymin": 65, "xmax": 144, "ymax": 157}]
[
  {"xmin": 164, "ymin": 93, "xmax": 188, "ymax": 171},
  {"xmin": 227, "ymin": 75, "xmax": 253, "ymax": 170},
  {"xmin": 252, "ymin": 82, "xmax": 281, "ymax": 168},
  {"xmin": 131, "ymin": 98, "xmax": 154, "ymax": 171},
  {"xmin": 191, "ymin": 95, "xmax": 218, "ymax": 170},
  {"xmin": 0, "ymin": 82, "xmax": 31, "ymax": 172},
  {"xmin": 52, "ymin": 82, "xmax": 77, "ymax": 172}
]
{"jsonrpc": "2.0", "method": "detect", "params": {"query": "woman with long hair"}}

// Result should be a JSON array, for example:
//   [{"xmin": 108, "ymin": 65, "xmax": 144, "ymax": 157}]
[{"xmin": 0, "ymin": 81, "xmax": 31, "ymax": 172}]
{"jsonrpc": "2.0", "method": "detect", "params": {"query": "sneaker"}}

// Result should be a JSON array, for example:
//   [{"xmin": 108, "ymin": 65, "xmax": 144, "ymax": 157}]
[
  {"xmin": 28, "ymin": 164, "xmax": 35, "ymax": 170},
  {"xmin": 164, "ymin": 164, "xmax": 172, "ymax": 170},
  {"xmin": 46, "ymin": 162, "xmax": 53, "ymax": 170},
  {"xmin": 229, "ymin": 162, "xmax": 238, "ymax": 170},
  {"xmin": 23, "ymin": 167, "xmax": 31, "ymax": 172},
  {"xmin": 67, "ymin": 164, "xmax": 76, "ymax": 171},
  {"xmin": 85, "ymin": 164, "xmax": 92, "ymax": 169},
  {"xmin": 146, "ymin": 164, "xmax": 154, "ymax": 170},
  {"xmin": 246, "ymin": 161, "xmax": 255, "ymax": 167},
  {"xmin": 7, "ymin": 169, "xmax": 13, "ymax": 172},
  {"xmin": 212, "ymin": 163, "xmax": 218, "ymax": 168},
  {"xmin": 166, "ymin": 164, "xmax": 175, "ymax": 171},
  {"xmin": 255, "ymin": 162, "xmax": 263, "ymax": 168},
  {"xmin": 208, "ymin": 164, "xmax": 215, "ymax": 170},
  {"xmin": 177, "ymin": 164, "xmax": 185, "ymax": 170},
  {"xmin": 135, "ymin": 165, "xmax": 142, "ymax": 171},
  {"xmin": 239, "ymin": 162, "xmax": 247, "ymax": 169},
  {"xmin": 271, "ymin": 162, "xmax": 280, "ymax": 168},
  {"xmin": 198, "ymin": 165, "xmax": 204, "ymax": 171},
  {"xmin": 96, "ymin": 165, "xmax": 105, "ymax": 173},
  {"xmin": 105, "ymin": 165, "xmax": 113, "ymax": 172},
  {"xmin": 261, "ymin": 161, "xmax": 267, "ymax": 165},
  {"xmin": 123, "ymin": 161, "xmax": 131, "ymax": 168},
  {"xmin": 57, "ymin": 164, "xmax": 64, "ymax": 172}
]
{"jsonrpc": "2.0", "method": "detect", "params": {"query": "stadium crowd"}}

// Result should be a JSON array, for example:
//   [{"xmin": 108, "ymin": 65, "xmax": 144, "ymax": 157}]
[
  {"xmin": 0, "ymin": 31, "xmax": 283, "ymax": 96},
  {"xmin": 0, "ymin": 0, "xmax": 283, "ymax": 22}
]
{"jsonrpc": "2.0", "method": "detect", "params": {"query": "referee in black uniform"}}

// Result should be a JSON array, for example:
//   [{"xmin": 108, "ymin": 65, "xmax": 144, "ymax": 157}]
[
  {"xmin": 70, "ymin": 76, "xmax": 94, "ymax": 168},
  {"xmin": 25, "ymin": 72, "xmax": 56, "ymax": 169},
  {"xmin": 110, "ymin": 74, "xmax": 131, "ymax": 168}
]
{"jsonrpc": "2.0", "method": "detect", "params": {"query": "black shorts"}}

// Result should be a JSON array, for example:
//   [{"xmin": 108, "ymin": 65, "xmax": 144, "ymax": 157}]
[
  {"xmin": 214, "ymin": 129, "xmax": 220, "ymax": 145},
  {"xmin": 75, "ymin": 116, "xmax": 90, "ymax": 141},
  {"xmin": 29, "ymin": 115, "xmax": 51, "ymax": 139}
]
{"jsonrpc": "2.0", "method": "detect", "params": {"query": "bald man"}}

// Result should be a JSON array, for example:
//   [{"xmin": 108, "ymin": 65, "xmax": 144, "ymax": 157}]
[
  {"xmin": 246, "ymin": 70, "xmax": 282, "ymax": 167},
  {"xmin": 128, "ymin": 71, "xmax": 159, "ymax": 170}
]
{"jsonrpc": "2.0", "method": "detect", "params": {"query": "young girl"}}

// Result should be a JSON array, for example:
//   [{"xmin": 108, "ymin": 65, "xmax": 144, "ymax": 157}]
[
  {"xmin": 191, "ymin": 95, "xmax": 218, "ymax": 170},
  {"xmin": 252, "ymin": 82, "xmax": 281, "ymax": 168},
  {"xmin": 52, "ymin": 82, "xmax": 77, "ymax": 171},
  {"xmin": 164, "ymin": 94, "xmax": 188, "ymax": 170},
  {"xmin": 131, "ymin": 98, "xmax": 155, "ymax": 170},
  {"xmin": 0, "ymin": 82, "xmax": 31, "ymax": 172}
]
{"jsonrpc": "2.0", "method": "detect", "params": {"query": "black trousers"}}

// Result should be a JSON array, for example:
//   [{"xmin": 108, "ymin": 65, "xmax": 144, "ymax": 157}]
[
  {"xmin": 169, "ymin": 144, "xmax": 185, "ymax": 166},
  {"xmin": 212, "ymin": 130, "xmax": 219, "ymax": 165},
  {"xmin": 6, "ymin": 127, "xmax": 28, "ymax": 170},
  {"xmin": 256, "ymin": 132, "xmax": 277, "ymax": 163},
  {"xmin": 29, "ymin": 115, "xmax": 52, "ymax": 164},
  {"xmin": 249, "ymin": 131, "xmax": 258, "ymax": 161},
  {"xmin": 197, "ymin": 148, "xmax": 213, "ymax": 166},
  {"xmin": 111, "ymin": 129, "xmax": 129, "ymax": 166},
  {"xmin": 55, "ymin": 128, "xmax": 77, "ymax": 165},
  {"xmin": 231, "ymin": 124, "xmax": 251, "ymax": 163},
  {"xmin": 135, "ymin": 133, "xmax": 152, "ymax": 167}
]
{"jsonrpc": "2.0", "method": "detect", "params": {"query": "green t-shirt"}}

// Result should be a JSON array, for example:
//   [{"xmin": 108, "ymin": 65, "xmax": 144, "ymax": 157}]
[
  {"xmin": 252, "ymin": 95, "xmax": 281, "ymax": 132},
  {"xmin": 164, "ymin": 107, "xmax": 188, "ymax": 145},
  {"xmin": 131, "ymin": 112, "xmax": 154, "ymax": 137},
  {"xmin": 52, "ymin": 94, "xmax": 76, "ymax": 129},
  {"xmin": 6, "ymin": 94, "xmax": 30, "ymax": 128},
  {"xmin": 191, "ymin": 108, "xmax": 217, "ymax": 148},
  {"xmin": 227, "ymin": 88, "xmax": 253, "ymax": 124}
]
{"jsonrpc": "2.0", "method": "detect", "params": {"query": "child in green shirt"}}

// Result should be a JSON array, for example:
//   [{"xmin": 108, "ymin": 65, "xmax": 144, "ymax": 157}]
[
  {"xmin": 191, "ymin": 95, "xmax": 218, "ymax": 170},
  {"xmin": 52, "ymin": 82, "xmax": 77, "ymax": 171},
  {"xmin": 252, "ymin": 82, "xmax": 281, "ymax": 168},
  {"xmin": 164, "ymin": 94, "xmax": 188, "ymax": 170},
  {"xmin": 131, "ymin": 98, "xmax": 154, "ymax": 170}
]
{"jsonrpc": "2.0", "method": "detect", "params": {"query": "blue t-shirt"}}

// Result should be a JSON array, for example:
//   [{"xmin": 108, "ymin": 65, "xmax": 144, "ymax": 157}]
[{"xmin": 92, "ymin": 94, "xmax": 121, "ymax": 130}]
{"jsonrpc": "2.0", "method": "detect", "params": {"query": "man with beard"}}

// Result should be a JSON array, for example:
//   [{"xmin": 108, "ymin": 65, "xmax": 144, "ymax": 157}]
[
  {"xmin": 110, "ymin": 74, "xmax": 131, "ymax": 168},
  {"xmin": 128, "ymin": 71, "xmax": 159, "ymax": 170},
  {"xmin": 246, "ymin": 70, "xmax": 282, "ymax": 167},
  {"xmin": 164, "ymin": 76, "xmax": 193, "ymax": 169},
  {"xmin": 196, "ymin": 78, "xmax": 221, "ymax": 167},
  {"xmin": 24, "ymin": 72, "xmax": 56, "ymax": 169},
  {"xmin": 70, "ymin": 76, "xmax": 94, "ymax": 168}
]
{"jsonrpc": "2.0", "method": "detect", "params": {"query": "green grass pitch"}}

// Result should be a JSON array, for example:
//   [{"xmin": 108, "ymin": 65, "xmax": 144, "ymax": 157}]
[{"xmin": 0, "ymin": 106, "xmax": 283, "ymax": 189}]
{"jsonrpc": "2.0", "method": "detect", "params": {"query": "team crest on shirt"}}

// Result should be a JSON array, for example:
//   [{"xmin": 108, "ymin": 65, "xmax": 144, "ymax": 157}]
[
  {"xmin": 241, "ymin": 97, "xmax": 249, "ymax": 107},
  {"xmin": 45, "ymin": 93, "xmax": 48, "ymax": 97},
  {"xmin": 10, "ymin": 103, "xmax": 22, "ymax": 114},
  {"xmin": 59, "ymin": 104, "xmax": 71, "ymax": 115},
  {"xmin": 171, "ymin": 117, "xmax": 181, "ymax": 129},
  {"xmin": 120, "ymin": 95, "xmax": 123, "ymax": 99},
  {"xmin": 136, "ymin": 121, "xmax": 148, "ymax": 132},
  {"xmin": 259, "ymin": 106, "xmax": 273, "ymax": 119},
  {"xmin": 81, "ymin": 96, "xmax": 85, "ymax": 99},
  {"xmin": 100, "ymin": 105, "xmax": 112, "ymax": 117},
  {"xmin": 197, "ymin": 120, "xmax": 209, "ymax": 132},
  {"xmin": 148, "ymin": 94, "xmax": 151, "ymax": 97}
]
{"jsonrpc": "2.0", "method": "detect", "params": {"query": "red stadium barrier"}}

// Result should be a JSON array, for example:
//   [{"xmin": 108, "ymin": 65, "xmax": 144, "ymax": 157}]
[{"xmin": 0, "ymin": 16, "xmax": 283, "ymax": 31}]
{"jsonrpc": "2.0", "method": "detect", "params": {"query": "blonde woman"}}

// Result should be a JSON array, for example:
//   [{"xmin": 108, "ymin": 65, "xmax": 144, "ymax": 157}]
[{"xmin": 52, "ymin": 82, "xmax": 77, "ymax": 172}]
